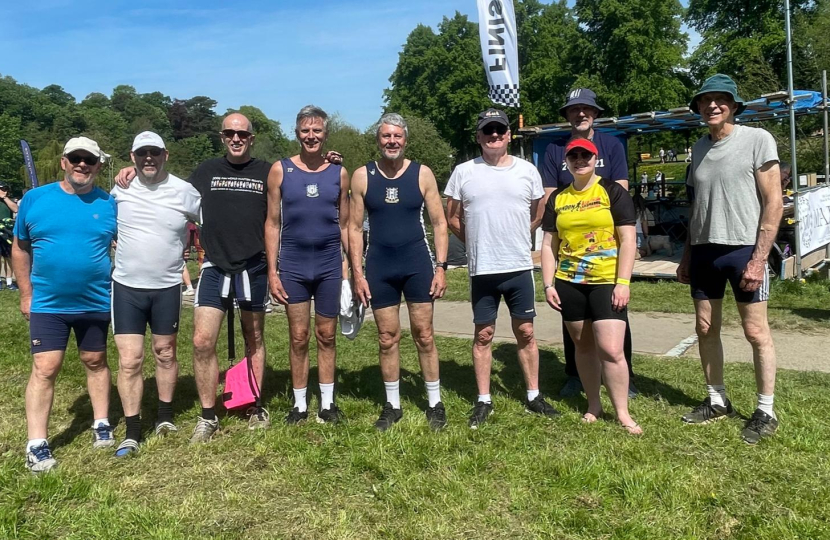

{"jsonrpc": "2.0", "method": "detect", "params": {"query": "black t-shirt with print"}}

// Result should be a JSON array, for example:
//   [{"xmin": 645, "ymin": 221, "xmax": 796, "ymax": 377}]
[{"xmin": 188, "ymin": 157, "xmax": 272, "ymax": 273}]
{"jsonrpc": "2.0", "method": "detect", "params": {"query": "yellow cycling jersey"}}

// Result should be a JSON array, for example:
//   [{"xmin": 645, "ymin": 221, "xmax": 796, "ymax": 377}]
[{"xmin": 541, "ymin": 177, "xmax": 635, "ymax": 284}]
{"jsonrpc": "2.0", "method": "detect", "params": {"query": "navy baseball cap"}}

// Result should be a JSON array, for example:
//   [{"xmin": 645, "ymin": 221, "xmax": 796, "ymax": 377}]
[{"xmin": 559, "ymin": 88, "xmax": 605, "ymax": 117}]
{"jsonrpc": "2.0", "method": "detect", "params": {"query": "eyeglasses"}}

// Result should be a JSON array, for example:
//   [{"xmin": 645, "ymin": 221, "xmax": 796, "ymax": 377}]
[
  {"xmin": 66, "ymin": 153, "xmax": 99, "ymax": 166},
  {"xmin": 481, "ymin": 124, "xmax": 508, "ymax": 136},
  {"xmin": 220, "ymin": 129, "xmax": 252, "ymax": 140},
  {"xmin": 566, "ymin": 151, "xmax": 595, "ymax": 161},
  {"xmin": 134, "ymin": 148, "xmax": 163, "ymax": 158}
]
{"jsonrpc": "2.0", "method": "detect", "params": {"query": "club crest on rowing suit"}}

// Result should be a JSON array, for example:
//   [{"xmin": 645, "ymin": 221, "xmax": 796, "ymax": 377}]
[
  {"xmin": 385, "ymin": 187, "xmax": 399, "ymax": 204},
  {"xmin": 306, "ymin": 184, "xmax": 319, "ymax": 198}
]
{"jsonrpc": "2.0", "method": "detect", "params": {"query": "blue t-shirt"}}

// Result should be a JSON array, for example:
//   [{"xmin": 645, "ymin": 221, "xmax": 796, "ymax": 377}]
[
  {"xmin": 14, "ymin": 182, "xmax": 117, "ymax": 314},
  {"xmin": 539, "ymin": 131, "xmax": 629, "ymax": 189}
]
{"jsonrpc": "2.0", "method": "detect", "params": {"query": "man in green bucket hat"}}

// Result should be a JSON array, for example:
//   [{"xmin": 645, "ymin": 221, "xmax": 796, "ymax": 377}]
[{"xmin": 677, "ymin": 74, "xmax": 783, "ymax": 444}]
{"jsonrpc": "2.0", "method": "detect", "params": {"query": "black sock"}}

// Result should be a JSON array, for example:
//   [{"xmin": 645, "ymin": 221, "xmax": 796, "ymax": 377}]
[
  {"xmin": 125, "ymin": 415, "xmax": 142, "ymax": 442},
  {"xmin": 157, "ymin": 400, "xmax": 173, "ymax": 423},
  {"xmin": 201, "ymin": 407, "xmax": 216, "ymax": 421}
]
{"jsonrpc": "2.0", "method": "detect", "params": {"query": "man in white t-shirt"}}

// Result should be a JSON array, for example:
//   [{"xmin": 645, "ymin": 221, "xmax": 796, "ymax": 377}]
[
  {"xmin": 110, "ymin": 131, "xmax": 201, "ymax": 456},
  {"xmin": 445, "ymin": 108, "xmax": 560, "ymax": 429}
]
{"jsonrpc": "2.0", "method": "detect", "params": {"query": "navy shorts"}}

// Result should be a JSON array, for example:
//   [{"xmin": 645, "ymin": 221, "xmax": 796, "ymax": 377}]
[
  {"xmin": 280, "ymin": 241, "xmax": 341, "ymax": 318},
  {"xmin": 555, "ymin": 280, "xmax": 626, "ymax": 322},
  {"xmin": 29, "ymin": 312, "xmax": 110, "ymax": 354},
  {"xmin": 470, "ymin": 270, "xmax": 536, "ymax": 324},
  {"xmin": 196, "ymin": 253, "xmax": 269, "ymax": 312},
  {"xmin": 365, "ymin": 239, "xmax": 434, "ymax": 310},
  {"xmin": 281, "ymin": 276, "xmax": 341, "ymax": 318},
  {"xmin": 112, "ymin": 281, "xmax": 181, "ymax": 335},
  {"xmin": 690, "ymin": 244, "xmax": 769, "ymax": 303}
]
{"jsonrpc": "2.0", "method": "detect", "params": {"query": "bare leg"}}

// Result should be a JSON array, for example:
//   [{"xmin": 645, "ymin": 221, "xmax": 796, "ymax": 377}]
[
  {"xmin": 511, "ymin": 318, "xmax": 539, "ymax": 391},
  {"xmin": 592, "ymin": 319, "xmax": 640, "ymax": 433},
  {"xmin": 115, "ymin": 334, "xmax": 145, "ymax": 417},
  {"xmin": 373, "ymin": 305, "xmax": 402, "ymax": 382},
  {"xmin": 473, "ymin": 323, "xmax": 496, "ymax": 396},
  {"xmin": 314, "ymin": 314, "xmax": 337, "ymax": 385},
  {"xmin": 286, "ymin": 302, "xmax": 312, "ymax": 389},
  {"xmin": 152, "ymin": 333, "xmax": 178, "ymax": 403},
  {"xmin": 80, "ymin": 350, "xmax": 111, "ymax": 422},
  {"xmin": 565, "ymin": 320, "xmax": 603, "ymax": 419},
  {"xmin": 192, "ymin": 307, "xmax": 224, "ymax": 409},
  {"xmin": 694, "ymin": 299, "xmax": 725, "ymax": 385},
  {"xmin": 26, "ymin": 351, "xmax": 65, "ymax": 440},
  {"xmin": 737, "ymin": 301, "xmax": 776, "ymax": 396},
  {"xmin": 406, "ymin": 302, "xmax": 439, "ymax": 382},
  {"xmin": 240, "ymin": 310, "xmax": 267, "ymax": 390}
]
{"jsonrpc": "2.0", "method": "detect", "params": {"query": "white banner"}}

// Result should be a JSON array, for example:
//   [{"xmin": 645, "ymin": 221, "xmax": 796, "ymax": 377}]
[
  {"xmin": 796, "ymin": 185, "xmax": 830, "ymax": 254},
  {"xmin": 477, "ymin": 0, "xmax": 520, "ymax": 107}
]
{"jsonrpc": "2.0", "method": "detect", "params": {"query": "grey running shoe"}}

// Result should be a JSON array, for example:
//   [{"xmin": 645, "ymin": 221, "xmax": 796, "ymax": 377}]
[
  {"xmin": 154, "ymin": 420, "xmax": 178, "ymax": 437},
  {"xmin": 741, "ymin": 409, "xmax": 779, "ymax": 445},
  {"xmin": 247, "ymin": 407, "xmax": 271, "ymax": 430},
  {"xmin": 316, "ymin": 404, "xmax": 345, "ymax": 424},
  {"xmin": 559, "ymin": 376, "xmax": 584, "ymax": 398},
  {"xmin": 468, "ymin": 401, "xmax": 494, "ymax": 429},
  {"xmin": 526, "ymin": 394, "xmax": 561, "ymax": 417},
  {"xmin": 26, "ymin": 442, "xmax": 57, "ymax": 474},
  {"xmin": 374, "ymin": 403, "xmax": 403, "ymax": 431},
  {"xmin": 681, "ymin": 397, "xmax": 736, "ymax": 424},
  {"xmin": 190, "ymin": 417, "xmax": 219, "ymax": 443},
  {"xmin": 628, "ymin": 382, "xmax": 640, "ymax": 399},
  {"xmin": 285, "ymin": 407, "xmax": 309, "ymax": 425},
  {"xmin": 114, "ymin": 438, "xmax": 139, "ymax": 458},
  {"xmin": 425, "ymin": 402, "xmax": 448, "ymax": 431},
  {"xmin": 92, "ymin": 424, "xmax": 115, "ymax": 449}
]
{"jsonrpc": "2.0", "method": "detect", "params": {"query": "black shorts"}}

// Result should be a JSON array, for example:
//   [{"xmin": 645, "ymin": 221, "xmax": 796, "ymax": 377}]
[
  {"xmin": 195, "ymin": 253, "xmax": 269, "ymax": 312},
  {"xmin": 365, "ymin": 240, "xmax": 434, "ymax": 310},
  {"xmin": 470, "ymin": 270, "xmax": 536, "ymax": 324},
  {"xmin": 690, "ymin": 244, "xmax": 769, "ymax": 304},
  {"xmin": 29, "ymin": 312, "xmax": 110, "ymax": 354},
  {"xmin": 112, "ymin": 281, "xmax": 181, "ymax": 335},
  {"xmin": 0, "ymin": 240, "xmax": 11, "ymax": 258},
  {"xmin": 555, "ymin": 280, "xmax": 626, "ymax": 322}
]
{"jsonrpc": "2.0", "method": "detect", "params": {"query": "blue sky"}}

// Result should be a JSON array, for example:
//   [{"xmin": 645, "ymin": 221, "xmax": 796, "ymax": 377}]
[{"xmin": 0, "ymin": 0, "xmax": 699, "ymax": 134}]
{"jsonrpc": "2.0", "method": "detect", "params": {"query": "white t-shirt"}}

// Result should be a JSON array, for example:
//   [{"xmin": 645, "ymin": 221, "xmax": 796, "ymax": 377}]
[
  {"xmin": 444, "ymin": 156, "xmax": 544, "ymax": 276},
  {"xmin": 111, "ymin": 173, "xmax": 201, "ymax": 289}
]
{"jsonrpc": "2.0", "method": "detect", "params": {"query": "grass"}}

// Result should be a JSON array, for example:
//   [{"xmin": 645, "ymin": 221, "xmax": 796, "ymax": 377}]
[
  {"xmin": 1, "ymin": 294, "xmax": 830, "ymax": 538},
  {"xmin": 443, "ymin": 268, "xmax": 830, "ymax": 332}
]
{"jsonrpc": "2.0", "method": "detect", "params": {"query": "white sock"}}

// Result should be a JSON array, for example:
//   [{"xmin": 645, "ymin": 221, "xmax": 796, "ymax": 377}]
[
  {"xmin": 757, "ymin": 393, "xmax": 776, "ymax": 419},
  {"xmin": 93, "ymin": 418, "xmax": 110, "ymax": 428},
  {"xmin": 477, "ymin": 394, "xmax": 492, "ymax": 404},
  {"xmin": 185, "ymin": 285, "xmax": 194, "ymax": 291},
  {"xmin": 26, "ymin": 438, "xmax": 47, "ymax": 453},
  {"xmin": 384, "ymin": 380, "xmax": 401, "ymax": 409},
  {"xmin": 293, "ymin": 387, "xmax": 308, "ymax": 413},
  {"xmin": 706, "ymin": 384, "xmax": 727, "ymax": 408},
  {"xmin": 527, "ymin": 389, "xmax": 540, "ymax": 402},
  {"xmin": 425, "ymin": 379, "xmax": 441, "ymax": 408},
  {"xmin": 319, "ymin": 383, "xmax": 334, "ymax": 411},
  {"xmin": 5, "ymin": 277, "xmax": 11, "ymax": 286}
]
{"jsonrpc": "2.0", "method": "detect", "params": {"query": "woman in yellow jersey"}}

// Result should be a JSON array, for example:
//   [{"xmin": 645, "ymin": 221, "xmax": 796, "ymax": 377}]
[{"xmin": 540, "ymin": 139, "xmax": 641, "ymax": 435}]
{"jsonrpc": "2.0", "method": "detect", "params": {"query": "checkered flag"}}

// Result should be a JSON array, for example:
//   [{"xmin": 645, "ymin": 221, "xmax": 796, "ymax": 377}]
[{"xmin": 489, "ymin": 83, "xmax": 520, "ymax": 108}]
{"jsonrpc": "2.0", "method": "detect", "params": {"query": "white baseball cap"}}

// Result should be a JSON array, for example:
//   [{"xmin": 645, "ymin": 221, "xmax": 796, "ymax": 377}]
[
  {"xmin": 131, "ymin": 131, "xmax": 166, "ymax": 152},
  {"xmin": 63, "ymin": 136, "xmax": 103, "ymax": 158}
]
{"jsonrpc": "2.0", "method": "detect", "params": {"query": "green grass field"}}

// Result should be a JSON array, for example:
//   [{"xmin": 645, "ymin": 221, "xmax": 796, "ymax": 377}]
[{"xmin": 2, "ymin": 292, "xmax": 830, "ymax": 539}]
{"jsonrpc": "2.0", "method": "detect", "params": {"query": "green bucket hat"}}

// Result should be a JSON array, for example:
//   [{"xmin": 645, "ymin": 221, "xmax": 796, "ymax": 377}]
[{"xmin": 689, "ymin": 74, "xmax": 746, "ymax": 115}]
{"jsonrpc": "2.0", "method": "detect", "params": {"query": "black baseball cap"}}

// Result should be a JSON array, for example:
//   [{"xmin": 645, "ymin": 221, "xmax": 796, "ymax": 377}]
[{"xmin": 476, "ymin": 108, "xmax": 510, "ymax": 131}]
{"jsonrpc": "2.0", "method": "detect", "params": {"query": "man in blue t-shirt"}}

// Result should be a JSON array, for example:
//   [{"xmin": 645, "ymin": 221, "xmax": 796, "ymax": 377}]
[
  {"xmin": 12, "ymin": 136, "xmax": 118, "ymax": 473},
  {"xmin": 539, "ymin": 88, "xmax": 638, "ymax": 398}
]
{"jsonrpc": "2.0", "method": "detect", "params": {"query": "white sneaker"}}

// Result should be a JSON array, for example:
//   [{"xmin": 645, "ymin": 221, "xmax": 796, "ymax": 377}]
[
  {"xmin": 92, "ymin": 424, "xmax": 115, "ymax": 449},
  {"xmin": 26, "ymin": 442, "xmax": 57, "ymax": 473},
  {"xmin": 183, "ymin": 287, "xmax": 195, "ymax": 297}
]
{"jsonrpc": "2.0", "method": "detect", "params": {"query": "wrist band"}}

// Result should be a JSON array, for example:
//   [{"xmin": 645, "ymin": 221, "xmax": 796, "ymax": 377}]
[
  {"xmin": 543, "ymin": 284, "xmax": 554, "ymax": 291},
  {"xmin": 616, "ymin": 278, "xmax": 630, "ymax": 286}
]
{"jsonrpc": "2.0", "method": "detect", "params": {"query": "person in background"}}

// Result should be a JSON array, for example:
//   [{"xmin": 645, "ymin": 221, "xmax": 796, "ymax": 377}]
[{"xmin": 0, "ymin": 181, "xmax": 19, "ymax": 290}]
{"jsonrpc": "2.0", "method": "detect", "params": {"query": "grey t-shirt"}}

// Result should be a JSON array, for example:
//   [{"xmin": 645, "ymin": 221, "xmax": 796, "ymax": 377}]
[{"xmin": 687, "ymin": 124, "xmax": 778, "ymax": 246}]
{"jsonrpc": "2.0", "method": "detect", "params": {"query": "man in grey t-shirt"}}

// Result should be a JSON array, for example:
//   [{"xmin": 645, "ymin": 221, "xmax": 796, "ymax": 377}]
[{"xmin": 677, "ymin": 74, "xmax": 782, "ymax": 445}]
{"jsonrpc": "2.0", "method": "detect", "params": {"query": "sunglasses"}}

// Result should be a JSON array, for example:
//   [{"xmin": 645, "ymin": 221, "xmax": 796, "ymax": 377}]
[
  {"xmin": 481, "ymin": 124, "xmax": 508, "ymax": 136},
  {"xmin": 220, "ymin": 129, "xmax": 252, "ymax": 140},
  {"xmin": 566, "ymin": 151, "xmax": 595, "ymax": 161},
  {"xmin": 66, "ymin": 153, "xmax": 99, "ymax": 166},
  {"xmin": 134, "ymin": 148, "xmax": 163, "ymax": 158}
]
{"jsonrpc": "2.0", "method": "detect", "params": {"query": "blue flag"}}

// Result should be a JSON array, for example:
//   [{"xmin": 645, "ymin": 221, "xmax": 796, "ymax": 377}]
[{"xmin": 20, "ymin": 140, "xmax": 39, "ymax": 188}]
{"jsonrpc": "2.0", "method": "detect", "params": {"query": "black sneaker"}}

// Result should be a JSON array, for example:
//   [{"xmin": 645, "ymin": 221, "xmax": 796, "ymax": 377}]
[
  {"xmin": 681, "ymin": 397, "xmax": 736, "ymax": 424},
  {"xmin": 316, "ymin": 404, "xmax": 345, "ymax": 424},
  {"xmin": 468, "ymin": 401, "xmax": 494, "ymax": 429},
  {"xmin": 374, "ymin": 402, "xmax": 403, "ymax": 431},
  {"xmin": 526, "ymin": 394, "xmax": 561, "ymax": 418},
  {"xmin": 285, "ymin": 407, "xmax": 309, "ymax": 425},
  {"xmin": 425, "ymin": 402, "xmax": 447, "ymax": 431},
  {"xmin": 741, "ymin": 409, "xmax": 779, "ymax": 445}
]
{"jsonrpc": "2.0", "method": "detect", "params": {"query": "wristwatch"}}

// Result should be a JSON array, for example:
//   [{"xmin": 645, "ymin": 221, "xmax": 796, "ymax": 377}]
[{"xmin": 435, "ymin": 261, "xmax": 448, "ymax": 270}]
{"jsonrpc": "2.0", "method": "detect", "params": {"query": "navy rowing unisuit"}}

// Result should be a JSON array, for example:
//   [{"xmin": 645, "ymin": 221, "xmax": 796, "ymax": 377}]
[
  {"xmin": 278, "ymin": 159, "xmax": 343, "ymax": 317},
  {"xmin": 363, "ymin": 161, "xmax": 434, "ymax": 309}
]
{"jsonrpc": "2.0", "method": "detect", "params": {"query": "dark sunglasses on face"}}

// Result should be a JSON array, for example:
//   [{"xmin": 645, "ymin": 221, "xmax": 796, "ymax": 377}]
[
  {"xmin": 221, "ymin": 129, "xmax": 252, "ymax": 140},
  {"xmin": 566, "ymin": 151, "xmax": 595, "ymax": 161},
  {"xmin": 481, "ymin": 124, "xmax": 508, "ymax": 136},
  {"xmin": 66, "ymin": 153, "xmax": 99, "ymax": 166},
  {"xmin": 134, "ymin": 148, "xmax": 163, "ymax": 158}
]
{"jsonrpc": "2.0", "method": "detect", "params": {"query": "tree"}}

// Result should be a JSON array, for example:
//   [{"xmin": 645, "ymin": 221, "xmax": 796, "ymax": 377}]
[
  {"xmin": 232, "ymin": 105, "xmax": 291, "ymax": 162},
  {"xmin": 323, "ymin": 115, "xmax": 375, "ymax": 173},
  {"xmin": 41, "ymin": 85, "xmax": 75, "ymax": 107},
  {"xmin": 167, "ymin": 135, "xmax": 221, "ymax": 178},
  {"xmin": 0, "ymin": 113, "xmax": 23, "ymax": 182}
]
